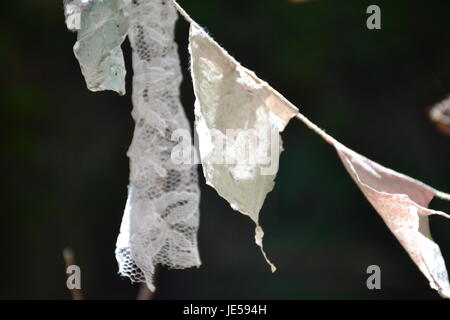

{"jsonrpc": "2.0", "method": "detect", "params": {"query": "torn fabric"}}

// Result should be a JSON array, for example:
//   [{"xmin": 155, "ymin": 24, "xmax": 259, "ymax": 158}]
[
  {"xmin": 332, "ymin": 142, "xmax": 450, "ymax": 298},
  {"xmin": 72, "ymin": 0, "xmax": 129, "ymax": 95},
  {"xmin": 63, "ymin": 0, "xmax": 91, "ymax": 31},
  {"xmin": 188, "ymin": 21, "xmax": 299, "ymax": 271},
  {"xmin": 115, "ymin": 0, "xmax": 201, "ymax": 291}
]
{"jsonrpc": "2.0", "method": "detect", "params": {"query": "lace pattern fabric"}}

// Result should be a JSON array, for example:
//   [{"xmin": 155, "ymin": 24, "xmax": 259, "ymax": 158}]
[{"xmin": 115, "ymin": 0, "xmax": 201, "ymax": 291}]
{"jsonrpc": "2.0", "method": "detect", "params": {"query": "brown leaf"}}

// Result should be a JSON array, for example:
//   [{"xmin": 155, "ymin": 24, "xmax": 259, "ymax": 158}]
[{"xmin": 429, "ymin": 96, "xmax": 450, "ymax": 137}]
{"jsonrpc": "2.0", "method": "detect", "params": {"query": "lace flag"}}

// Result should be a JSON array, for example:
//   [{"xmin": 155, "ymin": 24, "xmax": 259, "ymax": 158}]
[
  {"xmin": 115, "ymin": 0, "xmax": 201, "ymax": 292},
  {"xmin": 65, "ymin": 0, "xmax": 201, "ymax": 291}
]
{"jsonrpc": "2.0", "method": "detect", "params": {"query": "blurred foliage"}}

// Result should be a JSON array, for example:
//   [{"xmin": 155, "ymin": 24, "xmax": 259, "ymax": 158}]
[{"xmin": 0, "ymin": 0, "xmax": 449, "ymax": 299}]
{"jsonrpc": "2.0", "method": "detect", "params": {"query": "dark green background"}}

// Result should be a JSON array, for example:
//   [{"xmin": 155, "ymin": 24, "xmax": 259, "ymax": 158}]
[{"xmin": 1, "ymin": 0, "xmax": 450, "ymax": 299}]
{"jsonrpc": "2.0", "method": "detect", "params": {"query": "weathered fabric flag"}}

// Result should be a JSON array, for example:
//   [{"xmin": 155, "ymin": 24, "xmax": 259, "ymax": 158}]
[{"xmin": 188, "ymin": 22, "xmax": 299, "ymax": 271}]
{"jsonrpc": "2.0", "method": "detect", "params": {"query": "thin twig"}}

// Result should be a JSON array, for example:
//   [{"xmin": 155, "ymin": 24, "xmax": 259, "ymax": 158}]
[
  {"xmin": 62, "ymin": 247, "xmax": 84, "ymax": 300},
  {"xmin": 137, "ymin": 284, "xmax": 153, "ymax": 300},
  {"xmin": 136, "ymin": 266, "xmax": 158, "ymax": 300}
]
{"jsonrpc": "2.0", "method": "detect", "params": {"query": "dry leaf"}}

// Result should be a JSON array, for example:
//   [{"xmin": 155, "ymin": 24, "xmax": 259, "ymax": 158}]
[
  {"xmin": 188, "ymin": 23, "xmax": 298, "ymax": 271},
  {"xmin": 429, "ymin": 96, "xmax": 450, "ymax": 137},
  {"xmin": 333, "ymin": 141, "xmax": 450, "ymax": 298}
]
